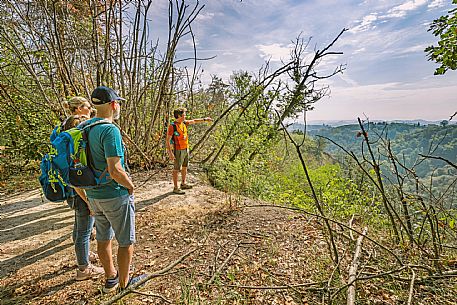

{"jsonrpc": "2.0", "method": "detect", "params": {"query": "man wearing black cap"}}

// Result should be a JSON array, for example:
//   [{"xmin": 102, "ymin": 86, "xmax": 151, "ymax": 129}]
[{"xmin": 76, "ymin": 86, "xmax": 145, "ymax": 292}]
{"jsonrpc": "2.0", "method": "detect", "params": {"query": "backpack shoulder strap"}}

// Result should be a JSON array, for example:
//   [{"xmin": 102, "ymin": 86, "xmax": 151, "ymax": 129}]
[
  {"xmin": 60, "ymin": 118, "xmax": 68, "ymax": 130},
  {"xmin": 50, "ymin": 118, "xmax": 68, "ymax": 141},
  {"xmin": 80, "ymin": 119, "xmax": 112, "ymax": 131},
  {"xmin": 81, "ymin": 120, "xmax": 113, "ymax": 173},
  {"xmin": 171, "ymin": 122, "xmax": 179, "ymax": 148}
]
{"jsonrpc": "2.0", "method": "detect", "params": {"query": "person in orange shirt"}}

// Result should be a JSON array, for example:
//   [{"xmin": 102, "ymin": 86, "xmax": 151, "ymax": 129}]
[{"xmin": 166, "ymin": 107, "xmax": 213, "ymax": 194}]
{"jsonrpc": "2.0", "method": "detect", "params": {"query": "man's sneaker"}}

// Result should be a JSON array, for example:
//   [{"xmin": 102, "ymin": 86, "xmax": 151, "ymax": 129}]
[
  {"xmin": 75, "ymin": 264, "xmax": 104, "ymax": 281},
  {"xmin": 103, "ymin": 273, "xmax": 119, "ymax": 293},
  {"xmin": 181, "ymin": 183, "xmax": 193, "ymax": 190},
  {"xmin": 117, "ymin": 274, "xmax": 148, "ymax": 292},
  {"xmin": 173, "ymin": 188, "xmax": 185, "ymax": 195}
]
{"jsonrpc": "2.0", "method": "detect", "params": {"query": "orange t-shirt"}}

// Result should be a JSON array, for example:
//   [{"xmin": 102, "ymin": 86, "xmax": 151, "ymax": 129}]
[{"xmin": 167, "ymin": 121, "xmax": 188, "ymax": 150}]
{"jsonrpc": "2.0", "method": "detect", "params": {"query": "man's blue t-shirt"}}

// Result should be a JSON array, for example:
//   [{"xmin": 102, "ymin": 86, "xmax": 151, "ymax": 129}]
[{"xmin": 85, "ymin": 118, "xmax": 129, "ymax": 199}]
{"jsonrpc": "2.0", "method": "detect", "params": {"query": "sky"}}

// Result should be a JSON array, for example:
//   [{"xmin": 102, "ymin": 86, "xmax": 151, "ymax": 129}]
[{"xmin": 149, "ymin": 0, "xmax": 457, "ymax": 122}]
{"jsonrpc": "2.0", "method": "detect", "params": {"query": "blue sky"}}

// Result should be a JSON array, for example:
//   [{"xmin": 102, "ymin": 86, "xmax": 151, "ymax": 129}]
[{"xmin": 149, "ymin": 0, "xmax": 456, "ymax": 122}]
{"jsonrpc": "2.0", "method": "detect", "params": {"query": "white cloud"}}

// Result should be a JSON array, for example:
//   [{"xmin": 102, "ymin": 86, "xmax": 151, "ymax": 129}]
[
  {"xmin": 349, "ymin": 13, "xmax": 378, "ymax": 34},
  {"xmin": 196, "ymin": 12, "xmax": 215, "ymax": 21},
  {"xmin": 348, "ymin": 0, "xmax": 431, "ymax": 35},
  {"xmin": 199, "ymin": 62, "xmax": 231, "ymax": 84},
  {"xmin": 182, "ymin": 38, "xmax": 199, "ymax": 47},
  {"xmin": 255, "ymin": 43, "xmax": 292, "ymax": 62},
  {"xmin": 338, "ymin": 73, "xmax": 359, "ymax": 87},
  {"xmin": 345, "ymin": 26, "xmax": 421, "ymax": 61},
  {"xmin": 353, "ymin": 47, "xmax": 366, "ymax": 54},
  {"xmin": 399, "ymin": 44, "xmax": 428, "ymax": 54},
  {"xmin": 171, "ymin": 0, "xmax": 457, "ymax": 120},
  {"xmin": 385, "ymin": 0, "xmax": 428, "ymax": 18},
  {"xmin": 428, "ymin": 0, "xmax": 447, "ymax": 9},
  {"xmin": 307, "ymin": 82, "xmax": 457, "ymax": 121},
  {"xmin": 208, "ymin": 63, "xmax": 227, "ymax": 70}
]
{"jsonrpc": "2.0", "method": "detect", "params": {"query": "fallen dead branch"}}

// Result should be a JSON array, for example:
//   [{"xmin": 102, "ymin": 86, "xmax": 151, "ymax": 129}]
[
  {"xmin": 207, "ymin": 242, "xmax": 241, "ymax": 285},
  {"xmin": 331, "ymin": 265, "xmax": 407, "ymax": 301},
  {"xmin": 357, "ymin": 266, "xmax": 408, "ymax": 281},
  {"xmin": 407, "ymin": 268, "xmax": 416, "ymax": 305},
  {"xmin": 214, "ymin": 281, "xmax": 323, "ymax": 290},
  {"xmin": 101, "ymin": 248, "xmax": 197, "ymax": 305},
  {"xmin": 245, "ymin": 204, "xmax": 403, "ymax": 265},
  {"xmin": 232, "ymin": 250, "xmax": 305, "ymax": 296},
  {"xmin": 116, "ymin": 123, "xmax": 154, "ymax": 168},
  {"xmin": 326, "ymin": 248, "xmax": 348, "ymax": 304},
  {"xmin": 389, "ymin": 268, "xmax": 457, "ymax": 283},
  {"xmin": 136, "ymin": 168, "xmax": 165, "ymax": 188},
  {"xmin": 361, "ymin": 268, "xmax": 457, "ymax": 283},
  {"xmin": 131, "ymin": 290, "xmax": 172, "ymax": 304},
  {"xmin": 347, "ymin": 227, "xmax": 368, "ymax": 305},
  {"xmin": 349, "ymin": 215, "xmax": 355, "ymax": 241}
]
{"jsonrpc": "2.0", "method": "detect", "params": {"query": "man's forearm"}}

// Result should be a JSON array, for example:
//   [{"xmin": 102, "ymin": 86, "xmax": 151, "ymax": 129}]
[
  {"xmin": 74, "ymin": 187, "xmax": 89, "ymax": 203},
  {"xmin": 187, "ymin": 118, "xmax": 209, "ymax": 125},
  {"xmin": 166, "ymin": 142, "xmax": 173, "ymax": 155},
  {"xmin": 111, "ymin": 170, "xmax": 135, "ymax": 191}
]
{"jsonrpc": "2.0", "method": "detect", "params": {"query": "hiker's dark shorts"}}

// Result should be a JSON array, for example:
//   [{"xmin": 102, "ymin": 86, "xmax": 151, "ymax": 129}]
[{"xmin": 174, "ymin": 149, "xmax": 189, "ymax": 170}]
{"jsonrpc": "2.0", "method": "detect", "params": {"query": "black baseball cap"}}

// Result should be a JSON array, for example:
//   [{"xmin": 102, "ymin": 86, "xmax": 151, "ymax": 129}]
[{"xmin": 91, "ymin": 86, "xmax": 126, "ymax": 105}]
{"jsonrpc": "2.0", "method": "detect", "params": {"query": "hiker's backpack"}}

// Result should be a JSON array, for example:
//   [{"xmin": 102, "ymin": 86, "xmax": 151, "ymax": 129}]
[
  {"xmin": 169, "ymin": 121, "xmax": 187, "ymax": 146},
  {"xmin": 39, "ymin": 120, "xmax": 72, "ymax": 202},
  {"xmin": 39, "ymin": 119, "xmax": 112, "ymax": 202}
]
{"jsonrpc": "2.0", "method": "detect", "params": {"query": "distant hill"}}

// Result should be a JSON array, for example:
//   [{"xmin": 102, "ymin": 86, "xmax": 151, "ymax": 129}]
[
  {"xmin": 297, "ymin": 122, "xmax": 457, "ymax": 190},
  {"xmin": 289, "ymin": 119, "xmax": 456, "ymax": 129},
  {"xmin": 287, "ymin": 123, "xmax": 328, "ymax": 132}
]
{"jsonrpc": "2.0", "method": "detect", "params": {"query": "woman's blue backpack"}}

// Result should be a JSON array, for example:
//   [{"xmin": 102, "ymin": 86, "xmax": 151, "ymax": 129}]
[{"xmin": 39, "ymin": 119, "xmax": 112, "ymax": 202}]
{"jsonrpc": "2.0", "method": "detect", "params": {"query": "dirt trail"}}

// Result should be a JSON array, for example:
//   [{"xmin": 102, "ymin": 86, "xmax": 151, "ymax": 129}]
[
  {"xmin": 0, "ymin": 170, "xmax": 325, "ymax": 305},
  {"xmin": 0, "ymin": 171, "xmax": 218, "ymax": 300}
]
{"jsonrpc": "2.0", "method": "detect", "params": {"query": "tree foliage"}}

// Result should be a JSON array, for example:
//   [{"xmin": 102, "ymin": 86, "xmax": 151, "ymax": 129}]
[
  {"xmin": 425, "ymin": 0, "xmax": 457, "ymax": 75},
  {"xmin": 0, "ymin": 0, "xmax": 207, "ymax": 178},
  {"xmin": 2, "ymin": 2, "xmax": 457, "ymax": 302},
  {"xmin": 308, "ymin": 122, "xmax": 457, "ymax": 181}
]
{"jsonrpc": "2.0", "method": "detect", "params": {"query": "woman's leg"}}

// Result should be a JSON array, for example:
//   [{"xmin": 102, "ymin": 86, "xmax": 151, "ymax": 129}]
[{"xmin": 73, "ymin": 195, "xmax": 94, "ymax": 268}]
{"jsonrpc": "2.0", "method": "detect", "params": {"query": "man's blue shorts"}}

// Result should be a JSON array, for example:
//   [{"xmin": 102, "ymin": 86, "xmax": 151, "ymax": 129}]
[{"xmin": 88, "ymin": 194, "xmax": 135, "ymax": 247}]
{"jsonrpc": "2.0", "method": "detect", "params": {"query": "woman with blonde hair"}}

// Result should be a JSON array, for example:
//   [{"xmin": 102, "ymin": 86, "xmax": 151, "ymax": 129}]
[
  {"xmin": 57, "ymin": 96, "xmax": 103, "ymax": 281},
  {"xmin": 51, "ymin": 97, "xmax": 93, "ymax": 139},
  {"xmin": 63, "ymin": 96, "xmax": 96, "ymax": 118}
]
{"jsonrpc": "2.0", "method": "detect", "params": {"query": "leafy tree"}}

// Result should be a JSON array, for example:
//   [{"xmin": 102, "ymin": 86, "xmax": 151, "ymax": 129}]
[
  {"xmin": 0, "ymin": 0, "xmax": 207, "ymax": 179},
  {"xmin": 425, "ymin": 1, "xmax": 457, "ymax": 75}
]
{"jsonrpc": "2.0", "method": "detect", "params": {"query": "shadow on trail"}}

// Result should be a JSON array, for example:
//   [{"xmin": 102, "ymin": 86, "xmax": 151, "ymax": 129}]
[
  {"xmin": 0, "ymin": 213, "xmax": 73, "ymax": 244},
  {"xmin": 0, "ymin": 196, "xmax": 47, "ymax": 216},
  {"xmin": 136, "ymin": 192, "xmax": 174, "ymax": 209},
  {"xmin": 0, "ymin": 205, "xmax": 69, "ymax": 231},
  {"xmin": 0, "ymin": 260, "xmax": 86, "ymax": 304},
  {"xmin": 0, "ymin": 189, "xmax": 41, "ymax": 203},
  {"xmin": 0, "ymin": 234, "xmax": 72, "ymax": 279}
]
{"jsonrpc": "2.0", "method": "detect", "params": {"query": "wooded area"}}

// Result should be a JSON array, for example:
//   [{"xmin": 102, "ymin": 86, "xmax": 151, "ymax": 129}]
[{"xmin": 1, "ymin": 1, "xmax": 456, "ymax": 304}]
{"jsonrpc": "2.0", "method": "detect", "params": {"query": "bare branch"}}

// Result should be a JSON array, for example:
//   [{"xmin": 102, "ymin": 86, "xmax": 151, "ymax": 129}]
[
  {"xmin": 419, "ymin": 154, "xmax": 457, "ymax": 170},
  {"xmin": 101, "ymin": 248, "xmax": 197, "ymax": 305}
]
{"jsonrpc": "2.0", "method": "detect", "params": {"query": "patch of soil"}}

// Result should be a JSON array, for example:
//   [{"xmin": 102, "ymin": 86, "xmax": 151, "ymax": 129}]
[
  {"xmin": 2, "ymin": 169, "xmax": 454, "ymax": 304},
  {"xmin": 0, "ymin": 169, "xmax": 324, "ymax": 304}
]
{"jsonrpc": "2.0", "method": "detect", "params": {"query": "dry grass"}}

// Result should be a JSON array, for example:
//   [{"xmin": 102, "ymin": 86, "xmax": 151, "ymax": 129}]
[{"xmin": 0, "ymin": 171, "xmax": 456, "ymax": 305}]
